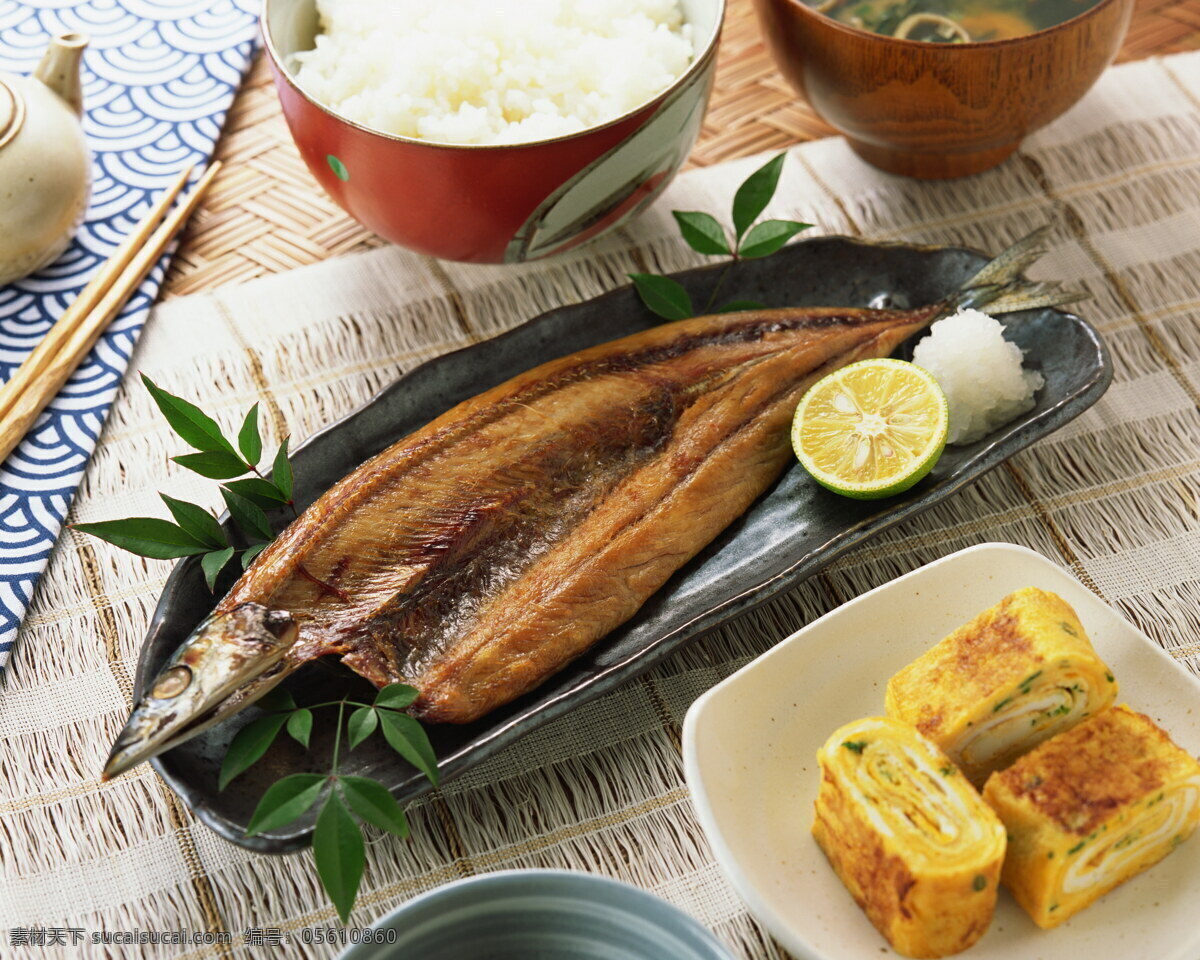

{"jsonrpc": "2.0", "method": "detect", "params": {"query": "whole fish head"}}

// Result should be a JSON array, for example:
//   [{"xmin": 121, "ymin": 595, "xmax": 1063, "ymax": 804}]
[{"xmin": 103, "ymin": 603, "xmax": 300, "ymax": 780}]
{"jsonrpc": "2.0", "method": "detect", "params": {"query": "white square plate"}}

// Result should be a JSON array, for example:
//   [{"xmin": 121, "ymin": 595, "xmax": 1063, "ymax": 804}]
[{"xmin": 682, "ymin": 543, "xmax": 1200, "ymax": 960}]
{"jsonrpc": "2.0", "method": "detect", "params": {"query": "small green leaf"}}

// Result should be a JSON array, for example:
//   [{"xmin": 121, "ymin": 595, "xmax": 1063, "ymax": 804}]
[
  {"xmin": 732, "ymin": 153, "xmax": 787, "ymax": 242},
  {"xmin": 224, "ymin": 477, "xmax": 290, "ymax": 508},
  {"xmin": 313, "ymin": 791, "xmax": 365, "ymax": 924},
  {"xmin": 219, "ymin": 713, "xmax": 287, "ymax": 790},
  {"xmin": 257, "ymin": 687, "xmax": 296, "ymax": 712},
  {"xmin": 347, "ymin": 706, "xmax": 378, "ymax": 750},
  {"xmin": 671, "ymin": 211, "xmax": 730, "ymax": 256},
  {"xmin": 287, "ymin": 708, "xmax": 313, "ymax": 748},
  {"xmin": 72, "ymin": 518, "xmax": 209, "ymax": 560},
  {"xmin": 629, "ymin": 273, "xmax": 693, "ymax": 321},
  {"xmin": 238, "ymin": 403, "xmax": 262, "ymax": 467},
  {"xmin": 327, "ymin": 154, "xmax": 350, "ymax": 182},
  {"xmin": 201, "ymin": 546, "xmax": 236, "ymax": 591},
  {"xmin": 160, "ymin": 494, "xmax": 226, "ymax": 549},
  {"xmin": 378, "ymin": 711, "xmax": 439, "ymax": 786},
  {"xmin": 718, "ymin": 299, "xmax": 768, "ymax": 313},
  {"xmin": 738, "ymin": 220, "xmax": 811, "ymax": 259},
  {"xmin": 221, "ymin": 487, "xmax": 274, "ymax": 542},
  {"xmin": 374, "ymin": 683, "xmax": 419, "ymax": 710},
  {"xmin": 142, "ymin": 374, "xmax": 238, "ymax": 457},
  {"xmin": 272, "ymin": 438, "xmax": 293, "ymax": 501},
  {"xmin": 339, "ymin": 776, "xmax": 409, "ymax": 839},
  {"xmin": 246, "ymin": 773, "xmax": 326, "ymax": 836},
  {"xmin": 173, "ymin": 450, "xmax": 251, "ymax": 480},
  {"xmin": 241, "ymin": 543, "xmax": 269, "ymax": 569}
]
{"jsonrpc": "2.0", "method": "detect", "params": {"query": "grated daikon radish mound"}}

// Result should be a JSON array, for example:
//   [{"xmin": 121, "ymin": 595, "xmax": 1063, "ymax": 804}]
[
  {"xmin": 912, "ymin": 308, "xmax": 1043, "ymax": 445},
  {"xmin": 290, "ymin": 0, "xmax": 694, "ymax": 146}
]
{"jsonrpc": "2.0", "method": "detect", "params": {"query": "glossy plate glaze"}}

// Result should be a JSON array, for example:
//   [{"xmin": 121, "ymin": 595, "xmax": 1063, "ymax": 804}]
[
  {"xmin": 682, "ymin": 543, "xmax": 1200, "ymax": 960},
  {"xmin": 136, "ymin": 236, "xmax": 1111, "ymax": 852}
]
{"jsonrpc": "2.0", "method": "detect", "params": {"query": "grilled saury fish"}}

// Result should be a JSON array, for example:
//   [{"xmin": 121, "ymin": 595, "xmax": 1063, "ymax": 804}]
[{"xmin": 104, "ymin": 229, "xmax": 1080, "ymax": 778}]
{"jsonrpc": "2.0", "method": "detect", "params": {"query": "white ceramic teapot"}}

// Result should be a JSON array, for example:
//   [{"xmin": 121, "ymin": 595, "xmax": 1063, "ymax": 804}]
[{"xmin": 0, "ymin": 33, "xmax": 92, "ymax": 286}]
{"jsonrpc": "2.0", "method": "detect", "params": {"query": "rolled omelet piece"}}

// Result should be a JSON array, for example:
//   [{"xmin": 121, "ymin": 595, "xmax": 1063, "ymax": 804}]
[
  {"xmin": 813, "ymin": 717, "xmax": 1006, "ymax": 958},
  {"xmin": 886, "ymin": 587, "xmax": 1117, "ymax": 785},
  {"xmin": 983, "ymin": 704, "xmax": 1200, "ymax": 929}
]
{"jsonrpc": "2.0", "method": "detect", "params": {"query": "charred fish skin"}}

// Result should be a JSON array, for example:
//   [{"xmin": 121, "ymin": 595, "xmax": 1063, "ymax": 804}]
[
  {"xmin": 406, "ymin": 310, "xmax": 937, "ymax": 722},
  {"xmin": 237, "ymin": 304, "xmax": 942, "ymax": 724},
  {"xmin": 108, "ymin": 228, "xmax": 1084, "ymax": 771}
]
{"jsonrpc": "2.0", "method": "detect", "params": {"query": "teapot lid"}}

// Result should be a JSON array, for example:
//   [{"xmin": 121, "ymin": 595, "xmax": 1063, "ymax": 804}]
[{"xmin": 0, "ymin": 79, "xmax": 22, "ymax": 150}]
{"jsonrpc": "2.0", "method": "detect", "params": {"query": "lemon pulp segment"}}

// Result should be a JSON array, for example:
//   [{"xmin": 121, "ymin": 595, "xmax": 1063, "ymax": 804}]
[{"xmin": 792, "ymin": 359, "xmax": 948, "ymax": 499}]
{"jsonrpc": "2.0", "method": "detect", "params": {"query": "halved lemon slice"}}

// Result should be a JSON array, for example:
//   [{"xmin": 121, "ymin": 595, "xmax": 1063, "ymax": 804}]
[{"xmin": 792, "ymin": 358, "xmax": 948, "ymax": 500}]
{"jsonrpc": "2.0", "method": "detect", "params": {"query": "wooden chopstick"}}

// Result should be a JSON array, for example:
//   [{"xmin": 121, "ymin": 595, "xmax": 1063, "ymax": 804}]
[
  {"xmin": 0, "ymin": 162, "xmax": 221, "ymax": 465},
  {"xmin": 0, "ymin": 165, "xmax": 195, "ymax": 424}
]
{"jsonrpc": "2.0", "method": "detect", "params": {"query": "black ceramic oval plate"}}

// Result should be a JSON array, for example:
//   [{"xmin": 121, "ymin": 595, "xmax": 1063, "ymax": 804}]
[{"xmin": 137, "ymin": 236, "xmax": 1110, "ymax": 852}]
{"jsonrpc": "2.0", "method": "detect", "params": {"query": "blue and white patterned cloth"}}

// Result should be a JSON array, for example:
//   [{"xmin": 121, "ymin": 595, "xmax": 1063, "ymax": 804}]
[{"xmin": 0, "ymin": 0, "xmax": 259, "ymax": 675}]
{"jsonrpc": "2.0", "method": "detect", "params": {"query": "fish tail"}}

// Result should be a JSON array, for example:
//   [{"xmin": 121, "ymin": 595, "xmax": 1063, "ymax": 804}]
[{"xmin": 944, "ymin": 225, "xmax": 1089, "ymax": 317}]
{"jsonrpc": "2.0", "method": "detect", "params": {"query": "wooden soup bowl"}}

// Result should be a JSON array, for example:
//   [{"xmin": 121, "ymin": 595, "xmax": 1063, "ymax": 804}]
[{"xmin": 753, "ymin": 0, "xmax": 1134, "ymax": 178}]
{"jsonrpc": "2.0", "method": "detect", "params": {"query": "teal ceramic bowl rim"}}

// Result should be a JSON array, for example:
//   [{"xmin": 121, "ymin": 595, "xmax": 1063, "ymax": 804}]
[{"xmin": 337, "ymin": 869, "xmax": 736, "ymax": 960}]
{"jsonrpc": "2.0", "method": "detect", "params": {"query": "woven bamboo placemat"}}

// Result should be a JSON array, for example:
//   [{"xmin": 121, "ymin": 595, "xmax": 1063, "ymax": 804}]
[
  {"xmin": 13, "ymin": 50, "xmax": 1198, "ymax": 959},
  {"xmin": 161, "ymin": 0, "xmax": 1200, "ymax": 299}
]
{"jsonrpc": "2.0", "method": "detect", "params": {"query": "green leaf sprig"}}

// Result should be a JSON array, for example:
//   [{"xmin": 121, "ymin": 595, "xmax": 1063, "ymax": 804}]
[
  {"xmin": 73, "ymin": 375, "xmax": 294, "ymax": 589},
  {"xmin": 73, "ymin": 377, "xmax": 437, "ymax": 925},
  {"xmin": 222, "ymin": 683, "xmax": 439, "ymax": 923},
  {"xmin": 629, "ymin": 153, "xmax": 812, "ymax": 321}
]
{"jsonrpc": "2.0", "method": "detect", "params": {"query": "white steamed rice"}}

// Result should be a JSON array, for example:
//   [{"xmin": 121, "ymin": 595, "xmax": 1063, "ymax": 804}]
[
  {"xmin": 291, "ymin": 0, "xmax": 695, "ymax": 146},
  {"xmin": 912, "ymin": 307, "xmax": 1043, "ymax": 446}
]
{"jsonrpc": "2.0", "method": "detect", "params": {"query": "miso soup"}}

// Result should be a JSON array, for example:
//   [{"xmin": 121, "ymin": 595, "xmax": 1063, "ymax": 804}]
[{"xmin": 808, "ymin": 0, "xmax": 1103, "ymax": 42}]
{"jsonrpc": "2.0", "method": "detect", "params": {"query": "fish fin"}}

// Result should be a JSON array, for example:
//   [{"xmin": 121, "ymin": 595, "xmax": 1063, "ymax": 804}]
[
  {"xmin": 982, "ymin": 282, "xmax": 1090, "ymax": 314},
  {"xmin": 947, "ymin": 225, "xmax": 1089, "ymax": 316},
  {"xmin": 963, "ymin": 225, "xmax": 1053, "ymax": 288}
]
